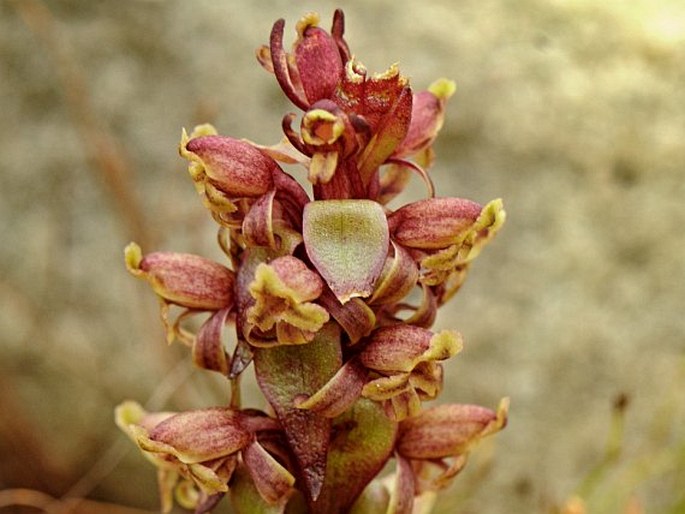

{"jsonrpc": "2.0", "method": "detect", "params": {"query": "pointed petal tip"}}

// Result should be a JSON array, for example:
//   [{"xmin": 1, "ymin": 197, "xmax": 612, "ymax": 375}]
[
  {"xmin": 428, "ymin": 78, "xmax": 456, "ymax": 100},
  {"xmin": 124, "ymin": 242, "xmax": 143, "ymax": 274}
]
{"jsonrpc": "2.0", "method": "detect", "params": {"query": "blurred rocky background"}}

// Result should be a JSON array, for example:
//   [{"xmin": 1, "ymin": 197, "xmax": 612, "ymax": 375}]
[{"xmin": 1, "ymin": 0, "xmax": 684, "ymax": 513}]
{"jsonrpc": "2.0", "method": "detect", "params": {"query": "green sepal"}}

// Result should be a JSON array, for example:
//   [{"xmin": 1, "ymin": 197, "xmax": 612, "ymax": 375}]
[
  {"xmin": 253, "ymin": 322, "xmax": 342, "ymax": 503},
  {"xmin": 313, "ymin": 398, "xmax": 398, "ymax": 513}
]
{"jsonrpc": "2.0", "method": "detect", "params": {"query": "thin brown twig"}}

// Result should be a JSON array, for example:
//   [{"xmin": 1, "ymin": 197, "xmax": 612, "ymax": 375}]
[
  {"xmin": 0, "ymin": 488, "xmax": 156, "ymax": 514},
  {"xmin": 10, "ymin": 0, "xmax": 152, "ymax": 248}
]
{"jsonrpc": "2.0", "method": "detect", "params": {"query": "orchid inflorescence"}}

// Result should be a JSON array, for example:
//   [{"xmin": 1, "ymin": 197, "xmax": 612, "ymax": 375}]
[{"xmin": 116, "ymin": 9, "xmax": 508, "ymax": 514}]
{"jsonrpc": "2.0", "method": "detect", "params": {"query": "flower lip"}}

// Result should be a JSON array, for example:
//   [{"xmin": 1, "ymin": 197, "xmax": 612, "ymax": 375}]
[{"xmin": 243, "ymin": 255, "xmax": 330, "ymax": 346}]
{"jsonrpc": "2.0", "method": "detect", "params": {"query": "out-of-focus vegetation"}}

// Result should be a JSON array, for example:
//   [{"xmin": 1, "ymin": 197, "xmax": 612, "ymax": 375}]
[{"xmin": 1, "ymin": 0, "xmax": 684, "ymax": 513}]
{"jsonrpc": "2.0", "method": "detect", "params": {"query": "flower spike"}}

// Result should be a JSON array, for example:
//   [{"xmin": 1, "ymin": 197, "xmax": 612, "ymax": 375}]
[{"xmin": 120, "ymin": 8, "xmax": 508, "ymax": 513}]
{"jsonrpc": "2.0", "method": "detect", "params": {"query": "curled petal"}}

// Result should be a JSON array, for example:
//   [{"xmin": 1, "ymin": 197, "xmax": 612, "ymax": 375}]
[
  {"xmin": 242, "ymin": 440, "xmax": 296, "ymax": 504},
  {"xmin": 369, "ymin": 242, "xmax": 419, "ymax": 306},
  {"xmin": 309, "ymin": 151, "xmax": 339, "ymax": 185},
  {"xmin": 193, "ymin": 308, "xmax": 231, "ymax": 375},
  {"xmin": 377, "ymin": 158, "xmax": 435, "ymax": 205},
  {"xmin": 125, "ymin": 242, "xmax": 235, "ymax": 311},
  {"xmin": 377, "ymin": 162, "xmax": 411, "ymax": 205},
  {"xmin": 462, "ymin": 197, "xmax": 506, "ymax": 261},
  {"xmin": 116, "ymin": 403, "xmax": 247, "ymax": 499},
  {"xmin": 359, "ymin": 326, "xmax": 462, "ymax": 373},
  {"xmin": 330, "ymin": 9, "xmax": 351, "ymax": 62},
  {"xmin": 271, "ymin": 167, "xmax": 311, "ymax": 229},
  {"xmin": 242, "ymin": 190, "xmax": 277, "ymax": 249},
  {"xmin": 409, "ymin": 361, "xmax": 444, "ymax": 400},
  {"xmin": 269, "ymin": 18, "xmax": 309, "ymax": 109},
  {"xmin": 252, "ymin": 135, "xmax": 309, "ymax": 166},
  {"xmin": 230, "ymin": 464, "xmax": 289, "ymax": 514},
  {"xmin": 301, "ymin": 100, "xmax": 358, "ymax": 158},
  {"xmin": 422, "ymin": 198, "xmax": 506, "ymax": 269},
  {"xmin": 410, "ymin": 456, "xmax": 467, "ymax": 495},
  {"xmin": 303, "ymin": 200, "xmax": 389, "ymax": 303},
  {"xmin": 386, "ymin": 453, "xmax": 415, "ymax": 514},
  {"xmin": 397, "ymin": 398, "xmax": 510, "ymax": 460},
  {"xmin": 178, "ymin": 124, "xmax": 218, "ymax": 197},
  {"xmin": 392, "ymin": 78, "xmax": 456, "ymax": 159},
  {"xmin": 171, "ymin": 476, "xmax": 199, "ymax": 512},
  {"xmin": 302, "ymin": 105, "xmax": 346, "ymax": 146},
  {"xmin": 388, "ymin": 197, "xmax": 482, "ymax": 250},
  {"xmin": 251, "ymin": 255, "xmax": 324, "ymax": 304},
  {"xmin": 182, "ymin": 132, "xmax": 276, "ymax": 198},
  {"xmin": 295, "ymin": 99, "xmax": 361, "ymax": 190},
  {"xmin": 433, "ymin": 266, "xmax": 469, "ymax": 305},
  {"xmin": 229, "ymin": 338, "xmax": 254, "ymax": 379},
  {"xmin": 255, "ymin": 44, "xmax": 274, "ymax": 73},
  {"xmin": 184, "ymin": 459, "xmax": 235, "ymax": 495},
  {"xmin": 362, "ymin": 373, "xmax": 412, "ymax": 401},
  {"xmin": 403, "ymin": 284, "xmax": 438, "ymax": 328},
  {"xmin": 294, "ymin": 358, "xmax": 368, "ymax": 417},
  {"xmin": 318, "ymin": 288, "xmax": 376, "ymax": 344},
  {"xmin": 386, "ymin": 388, "xmax": 422, "ymax": 421},
  {"xmin": 418, "ymin": 199, "xmax": 506, "ymax": 289}
]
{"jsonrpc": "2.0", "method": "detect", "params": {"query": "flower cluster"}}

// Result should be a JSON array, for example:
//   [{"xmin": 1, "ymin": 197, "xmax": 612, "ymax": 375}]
[{"xmin": 117, "ymin": 10, "xmax": 507, "ymax": 514}]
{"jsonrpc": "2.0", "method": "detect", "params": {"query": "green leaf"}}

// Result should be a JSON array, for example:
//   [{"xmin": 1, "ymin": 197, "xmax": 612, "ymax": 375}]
[
  {"xmin": 303, "ymin": 200, "xmax": 389, "ymax": 304},
  {"xmin": 253, "ymin": 322, "xmax": 342, "ymax": 503},
  {"xmin": 313, "ymin": 398, "xmax": 398, "ymax": 513}
]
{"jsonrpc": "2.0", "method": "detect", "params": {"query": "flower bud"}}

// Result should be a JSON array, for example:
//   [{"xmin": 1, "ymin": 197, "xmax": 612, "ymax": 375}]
[
  {"xmin": 397, "ymin": 398, "xmax": 509, "ymax": 459},
  {"xmin": 360, "ymin": 325, "xmax": 462, "ymax": 373},
  {"xmin": 181, "ymin": 131, "xmax": 276, "ymax": 198},
  {"xmin": 294, "ymin": 13, "xmax": 344, "ymax": 105},
  {"xmin": 143, "ymin": 407, "xmax": 251, "ymax": 464},
  {"xmin": 125, "ymin": 242, "xmax": 235, "ymax": 311},
  {"xmin": 388, "ymin": 197, "xmax": 483, "ymax": 250},
  {"xmin": 263, "ymin": 12, "xmax": 344, "ymax": 110}
]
